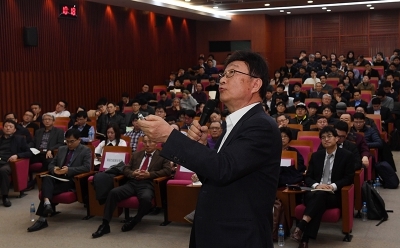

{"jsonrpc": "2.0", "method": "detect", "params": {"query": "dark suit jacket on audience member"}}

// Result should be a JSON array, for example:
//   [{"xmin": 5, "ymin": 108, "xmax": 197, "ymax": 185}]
[
  {"xmin": 317, "ymin": 140, "xmax": 361, "ymax": 170},
  {"xmin": 0, "ymin": 135, "xmax": 32, "ymax": 162},
  {"xmin": 123, "ymin": 150, "xmax": 171, "ymax": 179},
  {"xmin": 29, "ymin": 127, "xmax": 65, "ymax": 153},
  {"xmin": 366, "ymin": 106, "xmax": 392, "ymax": 131},
  {"xmin": 97, "ymin": 114, "xmax": 127, "ymax": 135},
  {"xmin": 160, "ymin": 104, "xmax": 281, "ymax": 248},
  {"xmin": 349, "ymin": 99, "xmax": 368, "ymax": 109}
]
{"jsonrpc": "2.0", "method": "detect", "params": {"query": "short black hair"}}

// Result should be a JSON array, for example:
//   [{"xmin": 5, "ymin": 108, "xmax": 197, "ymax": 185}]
[
  {"xmin": 308, "ymin": 102, "xmax": 319, "ymax": 109},
  {"xmin": 76, "ymin": 111, "xmax": 88, "ymax": 119},
  {"xmin": 334, "ymin": 121, "xmax": 349, "ymax": 133},
  {"xmin": 319, "ymin": 126, "xmax": 338, "ymax": 139},
  {"xmin": 155, "ymin": 105, "xmax": 167, "ymax": 112},
  {"xmin": 30, "ymin": 102, "xmax": 41, "ymax": 108},
  {"xmin": 372, "ymin": 97, "xmax": 382, "ymax": 105},
  {"xmin": 65, "ymin": 128, "xmax": 81, "ymax": 140},
  {"xmin": 353, "ymin": 112, "xmax": 365, "ymax": 120},
  {"xmin": 185, "ymin": 109, "xmax": 196, "ymax": 118},
  {"xmin": 381, "ymin": 81, "xmax": 392, "ymax": 88},
  {"xmin": 276, "ymin": 84, "xmax": 285, "ymax": 90},
  {"xmin": 60, "ymin": 100, "xmax": 68, "ymax": 108},
  {"xmin": 4, "ymin": 112, "xmax": 17, "ymax": 120},
  {"xmin": 160, "ymin": 90, "xmax": 167, "ymax": 96},
  {"xmin": 224, "ymin": 50, "xmax": 268, "ymax": 99},
  {"xmin": 280, "ymin": 127, "xmax": 293, "ymax": 142},
  {"xmin": 3, "ymin": 119, "xmax": 17, "ymax": 128}
]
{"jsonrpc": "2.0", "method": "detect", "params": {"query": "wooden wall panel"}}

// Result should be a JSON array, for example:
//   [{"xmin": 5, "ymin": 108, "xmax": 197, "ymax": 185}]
[
  {"xmin": 313, "ymin": 37, "xmax": 340, "ymax": 55},
  {"xmin": 0, "ymin": 0, "xmax": 197, "ymax": 117},
  {"xmin": 312, "ymin": 14, "xmax": 340, "ymax": 37},
  {"xmin": 285, "ymin": 16, "xmax": 311, "ymax": 37},
  {"xmin": 339, "ymin": 36, "xmax": 369, "ymax": 56},
  {"xmin": 285, "ymin": 37, "xmax": 312, "ymax": 59},
  {"xmin": 340, "ymin": 12, "xmax": 368, "ymax": 35}
]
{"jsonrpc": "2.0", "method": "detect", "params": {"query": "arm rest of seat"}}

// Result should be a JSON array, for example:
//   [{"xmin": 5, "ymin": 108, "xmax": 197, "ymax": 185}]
[
  {"xmin": 354, "ymin": 169, "xmax": 364, "ymax": 211},
  {"xmin": 153, "ymin": 176, "xmax": 170, "ymax": 208},
  {"xmin": 74, "ymin": 171, "xmax": 96, "ymax": 203},
  {"xmin": 36, "ymin": 171, "xmax": 50, "ymax": 191},
  {"xmin": 341, "ymin": 184, "xmax": 354, "ymax": 233},
  {"xmin": 10, "ymin": 159, "xmax": 30, "ymax": 192}
]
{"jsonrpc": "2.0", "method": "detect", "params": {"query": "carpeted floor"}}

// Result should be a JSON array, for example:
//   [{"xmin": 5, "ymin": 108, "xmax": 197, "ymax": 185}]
[{"xmin": 1, "ymin": 151, "xmax": 399, "ymax": 248}]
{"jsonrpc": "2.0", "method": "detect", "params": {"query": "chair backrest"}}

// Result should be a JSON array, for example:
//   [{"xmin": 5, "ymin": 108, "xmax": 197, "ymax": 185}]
[
  {"xmin": 281, "ymin": 150, "xmax": 298, "ymax": 169},
  {"xmin": 361, "ymin": 90, "xmax": 372, "ymax": 102},
  {"xmin": 291, "ymin": 145, "xmax": 311, "ymax": 166},
  {"xmin": 136, "ymin": 141, "xmax": 163, "ymax": 152},
  {"xmin": 153, "ymin": 85, "xmax": 167, "ymax": 94},
  {"xmin": 121, "ymin": 135, "xmax": 131, "ymax": 146},
  {"xmin": 100, "ymin": 146, "xmax": 132, "ymax": 172},
  {"xmin": 287, "ymin": 124, "xmax": 303, "ymax": 131},
  {"xmin": 355, "ymin": 66, "xmax": 365, "ymax": 75},
  {"xmin": 301, "ymin": 84, "xmax": 314, "ymax": 91},
  {"xmin": 289, "ymin": 140, "xmax": 313, "ymax": 151},
  {"xmin": 346, "ymin": 107, "xmax": 355, "ymax": 115},
  {"xmin": 370, "ymin": 77, "xmax": 379, "ymax": 89},
  {"xmin": 286, "ymin": 113, "xmax": 296, "ymax": 119},
  {"xmin": 365, "ymin": 114, "xmax": 382, "ymax": 133},
  {"xmin": 86, "ymin": 145, "xmax": 95, "ymax": 171},
  {"xmin": 372, "ymin": 66, "xmax": 384, "ymax": 78},
  {"xmin": 27, "ymin": 127, "xmax": 34, "ymax": 137},
  {"xmin": 305, "ymin": 98, "xmax": 322, "ymax": 106},
  {"xmin": 174, "ymin": 165, "xmax": 195, "ymax": 180},
  {"xmin": 289, "ymin": 78, "xmax": 302, "ymax": 85},
  {"xmin": 326, "ymin": 78, "xmax": 340, "ymax": 88},
  {"xmin": 297, "ymin": 133, "xmax": 321, "ymax": 152},
  {"xmin": 55, "ymin": 117, "xmax": 70, "ymax": 122},
  {"xmin": 54, "ymin": 124, "xmax": 68, "ymax": 133},
  {"xmin": 200, "ymin": 80, "xmax": 210, "ymax": 89},
  {"xmin": 183, "ymin": 79, "xmax": 190, "ymax": 88},
  {"xmin": 122, "ymin": 107, "xmax": 133, "ymax": 114}
]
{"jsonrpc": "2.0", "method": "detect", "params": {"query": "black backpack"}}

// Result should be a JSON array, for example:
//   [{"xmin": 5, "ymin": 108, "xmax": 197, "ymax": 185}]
[{"xmin": 361, "ymin": 181, "xmax": 393, "ymax": 226}]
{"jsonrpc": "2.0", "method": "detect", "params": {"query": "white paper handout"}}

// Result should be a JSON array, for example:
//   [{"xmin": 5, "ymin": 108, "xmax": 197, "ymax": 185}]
[
  {"xmin": 179, "ymin": 166, "xmax": 193, "ymax": 173},
  {"xmin": 30, "ymin": 148, "xmax": 40, "ymax": 155},
  {"xmin": 280, "ymin": 159, "xmax": 291, "ymax": 167}
]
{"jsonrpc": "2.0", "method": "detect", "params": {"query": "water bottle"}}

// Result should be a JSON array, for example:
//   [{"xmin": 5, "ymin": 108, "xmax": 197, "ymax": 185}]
[
  {"xmin": 375, "ymin": 178, "xmax": 381, "ymax": 189},
  {"xmin": 373, "ymin": 183, "xmax": 379, "ymax": 194},
  {"xmin": 88, "ymin": 128, "xmax": 94, "ymax": 142},
  {"xmin": 30, "ymin": 203, "xmax": 35, "ymax": 222},
  {"xmin": 362, "ymin": 202, "xmax": 368, "ymax": 221},
  {"xmin": 278, "ymin": 224, "xmax": 285, "ymax": 246}
]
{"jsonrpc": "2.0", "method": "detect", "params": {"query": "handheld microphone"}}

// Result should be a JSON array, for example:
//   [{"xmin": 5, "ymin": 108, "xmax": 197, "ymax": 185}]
[{"xmin": 199, "ymin": 100, "xmax": 217, "ymax": 126}]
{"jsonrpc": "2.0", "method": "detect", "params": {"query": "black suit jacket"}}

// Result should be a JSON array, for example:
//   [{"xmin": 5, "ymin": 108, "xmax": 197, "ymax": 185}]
[
  {"xmin": 30, "ymin": 127, "xmax": 64, "ymax": 152},
  {"xmin": 349, "ymin": 99, "xmax": 368, "ymax": 109},
  {"xmin": 0, "ymin": 135, "xmax": 32, "ymax": 163},
  {"xmin": 161, "ymin": 104, "xmax": 281, "ymax": 248},
  {"xmin": 305, "ymin": 148, "xmax": 354, "ymax": 196},
  {"xmin": 317, "ymin": 141, "xmax": 361, "ymax": 171},
  {"xmin": 366, "ymin": 106, "xmax": 393, "ymax": 131}
]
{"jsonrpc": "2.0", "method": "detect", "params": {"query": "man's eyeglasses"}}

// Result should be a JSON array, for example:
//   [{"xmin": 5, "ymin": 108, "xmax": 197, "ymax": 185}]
[
  {"xmin": 66, "ymin": 139, "xmax": 79, "ymax": 144},
  {"xmin": 320, "ymin": 135, "xmax": 334, "ymax": 140},
  {"xmin": 219, "ymin": 69, "xmax": 259, "ymax": 79}
]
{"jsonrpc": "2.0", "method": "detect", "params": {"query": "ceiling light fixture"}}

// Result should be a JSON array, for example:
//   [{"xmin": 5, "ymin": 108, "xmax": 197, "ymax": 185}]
[
  {"xmin": 265, "ymin": 3, "xmax": 271, "ymax": 6},
  {"xmin": 327, "ymin": 9, "xmax": 332, "ymax": 11},
  {"xmin": 307, "ymin": 1, "xmax": 313, "ymax": 3},
  {"xmin": 322, "ymin": 7, "xmax": 327, "ymax": 9},
  {"xmin": 287, "ymin": 12, "xmax": 291, "ymax": 14},
  {"xmin": 370, "ymin": 6, "xmax": 375, "ymax": 9},
  {"xmin": 280, "ymin": 10, "xmax": 284, "ymax": 12},
  {"xmin": 213, "ymin": 6, "xmax": 218, "ymax": 9},
  {"xmin": 184, "ymin": 0, "xmax": 190, "ymax": 2},
  {"xmin": 367, "ymin": 4, "xmax": 372, "ymax": 6}
]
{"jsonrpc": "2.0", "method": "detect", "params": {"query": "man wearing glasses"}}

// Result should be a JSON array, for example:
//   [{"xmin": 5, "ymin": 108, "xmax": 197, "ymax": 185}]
[
  {"xmin": 291, "ymin": 126, "xmax": 354, "ymax": 247},
  {"xmin": 48, "ymin": 100, "xmax": 71, "ymax": 117},
  {"xmin": 27, "ymin": 128, "xmax": 91, "ymax": 232},
  {"xmin": 139, "ymin": 51, "xmax": 281, "ymax": 248}
]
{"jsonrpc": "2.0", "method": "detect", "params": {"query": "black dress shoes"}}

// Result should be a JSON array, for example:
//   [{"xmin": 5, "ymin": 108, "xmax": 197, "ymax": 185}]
[
  {"xmin": 2, "ymin": 198, "xmax": 11, "ymax": 207},
  {"xmin": 121, "ymin": 219, "xmax": 138, "ymax": 232},
  {"xmin": 92, "ymin": 224, "xmax": 110, "ymax": 238},
  {"xmin": 27, "ymin": 219, "xmax": 48, "ymax": 232},
  {"xmin": 43, "ymin": 204, "xmax": 53, "ymax": 216},
  {"xmin": 290, "ymin": 227, "xmax": 303, "ymax": 243}
]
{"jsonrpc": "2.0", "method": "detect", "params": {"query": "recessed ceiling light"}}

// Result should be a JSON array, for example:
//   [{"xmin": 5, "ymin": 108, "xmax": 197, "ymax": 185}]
[
  {"xmin": 287, "ymin": 12, "xmax": 291, "ymax": 14},
  {"xmin": 280, "ymin": 10, "xmax": 284, "ymax": 12},
  {"xmin": 370, "ymin": 7, "xmax": 375, "ymax": 9},
  {"xmin": 185, "ymin": 0, "xmax": 190, "ymax": 2},
  {"xmin": 265, "ymin": 3, "xmax": 271, "ymax": 6},
  {"xmin": 308, "ymin": 1, "xmax": 313, "ymax": 3},
  {"xmin": 367, "ymin": 4, "xmax": 372, "ymax": 7},
  {"xmin": 327, "ymin": 9, "xmax": 331, "ymax": 11},
  {"xmin": 213, "ymin": 6, "xmax": 218, "ymax": 9},
  {"xmin": 322, "ymin": 7, "xmax": 327, "ymax": 9}
]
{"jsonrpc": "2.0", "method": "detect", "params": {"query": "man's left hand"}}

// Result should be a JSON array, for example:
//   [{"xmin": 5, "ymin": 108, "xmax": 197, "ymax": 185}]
[
  {"xmin": 136, "ymin": 170, "xmax": 150, "ymax": 180},
  {"xmin": 138, "ymin": 115, "xmax": 174, "ymax": 143},
  {"xmin": 8, "ymin": 155, "xmax": 18, "ymax": 162}
]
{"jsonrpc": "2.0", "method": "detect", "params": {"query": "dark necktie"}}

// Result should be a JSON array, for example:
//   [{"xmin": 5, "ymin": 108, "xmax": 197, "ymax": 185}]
[
  {"xmin": 64, "ymin": 150, "xmax": 74, "ymax": 167},
  {"xmin": 322, "ymin": 154, "xmax": 333, "ymax": 184},
  {"xmin": 140, "ymin": 153, "xmax": 152, "ymax": 171}
]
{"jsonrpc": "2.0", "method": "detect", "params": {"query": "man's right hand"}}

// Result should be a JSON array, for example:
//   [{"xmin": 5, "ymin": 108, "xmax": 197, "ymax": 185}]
[
  {"xmin": 188, "ymin": 120, "xmax": 208, "ymax": 145},
  {"xmin": 46, "ymin": 151, "xmax": 53, "ymax": 159}
]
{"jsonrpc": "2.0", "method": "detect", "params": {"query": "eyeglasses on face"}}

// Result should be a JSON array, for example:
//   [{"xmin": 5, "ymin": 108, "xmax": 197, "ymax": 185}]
[
  {"xmin": 320, "ymin": 135, "xmax": 334, "ymax": 140},
  {"xmin": 66, "ymin": 139, "xmax": 79, "ymax": 144},
  {"xmin": 219, "ymin": 69, "xmax": 259, "ymax": 79}
]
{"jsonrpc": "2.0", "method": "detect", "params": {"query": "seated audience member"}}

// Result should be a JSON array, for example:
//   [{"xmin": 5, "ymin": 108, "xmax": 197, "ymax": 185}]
[
  {"xmin": 91, "ymin": 135, "xmax": 171, "ymax": 238},
  {"xmin": 195, "ymin": 67, "xmax": 209, "ymax": 82},
  {"xmin": 349, "ymin": 89, "xmax": 368, "ymax": 109},
  {"xmin": 282, "ymin": 60, "xmax": 298, "ymax": 78},
  {"xmin": 317, "ymin": 61, "xmax": 331, "ymax": 78},
  {"xmin": 339, "ymin": 114, "xmax": 370, "ymax": 168},
  {"xmin": 48, "ymin": 100, "xmax": 71, "ymax": 117},
  {"xmin": 356, "ymin": 55, "xmax": 370, "ymax": 67},
  {"xmin": 320, "ymin": 75, "xmax": 333, "ymax": 93},
  {"xmin": 357, "ymin": 75, "xmax": 376, "ymax": 95},
  {"xmin": 370, "ymin": 90, "xmax": 394, "ymax": 111},
  {"xmin": 290, "ymin": 126, "xmax": 354, "ymax": 247},
  {"xmin": 20, "ymin": 110, "xmax": 39, "ymax": 134},
  {"xmin": 180, "ymin": 90, "xmax": 198, "ymax": 111},
  {"xmin": 196, "ymin": 103, "xmax": 205, "ymax": 117},
  {"xmin": 186, "ymin": 77, "xmax": 198, "ymax": 94},
  {"xmin": 97, "ymin": 102, "xmax": 126, "ymax": 136},
  {"xmin": 95, "ymin": 123, "xmax": 127, "ymax": 159},
  {"xmin": 337, "ymin": 81, "xmax": 352, "ymax": 101},
  {"xmin": 318, "ymin": 94, "xmax": 335, "ymax": 114},
  {"xmin": 205, "ymin": 59, "xmax": 218, "ymax": 76},
  {"xmin": 0, "ymin": 120, "xmax": 32, "ymax": 207},
  {"xmin": 373, "ymin": 52, "xmax": 389, "ymax": 70},
  {"xmin": 290, "ymin": 83, "xmax": 307, "ymax": 103},
  {"xmin": 331, "ymin": 87, "xmax": 348, "ymax": 107},
  {"xmin": 293, "ymin": 66, "xmax": 309, "ymax": 83},
  {"xmin": 321, "ymin": 105, "xmax": 339, "ymax": 125},
  {"xmin": 157, "ymin": 91, "xmax": 172, "ymax": 108},
  {"xmin": 155, "ymin": 105, "xmax": 167, "ymax": 120},
  {"xmin": 210, "ymin": 109, "xmax": 223, "ymax": 125},
  {"xmin": 280, "ymin": 127, "xmax": 306, "ymax": 173},
  {"xmin": 181, "ymin": 110, "xmax": 196, "ymax": 130},
  {"xmin": 271, "ymin": 102, "xmax": 287, "ymax": 119},
  {"xmin": 69, "ymin": 111, "xmax": 95, "ymax": 144},
  {"xmin": 170, "ymin": 123, "xmax": 188, "ymax": 136},
  {"xmin": 334, "ymin": 102, "xmax": 347, "ymax": 119},
  {"xmin": 381, "ymin": 81, "xmax": 398, "ymax": 102},
  {"xmin": 367, "ymin": 97, "xmax": 393, "ymax": 131},
  {"xmin": 363, "ymin": 63, "xmax": 380, "ymax": 78},
  {"xmin": 176, "ymin": 68, "xmax": 187, "ymax": 82},
  {"xmin": 347, "ymin": 69, "xmax": 360, "ymax": 87},
  {"xmin": 2, "ymin": 113, "xmax": 33, "ymax": 144},
  {"xmin": 139, "ymin": 98, "xmax": 155, "ymax": 115},
  {"xmin": 385, "ymin": 73, "xmax": 400, "ymax": 93},
  {"xmin": 346, "ymin": 61, "xmax": 360, "ymax": 82},
  {"xmin": 205, "ymin": 77, "xmax": 219, "ymax": 101},
  {"xmin": 263, "ymin": 89, "xmax": 273, "ymax": 110},
  {"xmin": 27, "ymin": 129, "xmax": 91, "ymax": 232},
  {"xmin": 124, "ymin": 118, "xmax": 144, "ymax": 153},
  {"xmin": 327, "ymin": 63, "xmax": 342, "ymax": 79},
  {"xmin": 95, "ymin": 99, "xmax": 108, "ymax": 119},
  {"xmin": 276, "ymin": 114, "xmax": 299, "ymax": 139},
  {"xmin": 135, "ymin": 84, "xmax": 155, "ymax": 103},
  {"xmin": 289, "ymin": 103, "xmax": 312, "ymax": 131},
  {"xmin": 281, "ymin": 76, "xmax": 291, "ymax": 93},
  {"xmin": 192, "ymin": 83, "xmax": 207, "ymax": 104},
  {"xmin": 166, "ymin": 98, "xmax": 181, "ymax": 121},
  {"xmin": 165, "ymin": 72, "xmax": 176, "ymax": 87},
  {"xmin": 304, "ymin": 69, "xmax": 320, "ymax": 86},
  {"xmin": 262, "ymin": 103, "xmax": 270, "ymax": 116},
  {"xmin": 351, "ymin": 113, "xmax": 382, "ymax": 148},
  {"xmin": 167, "ymin": 79, "xmax": 185, "ymax": 93},
  {"xmin": 207, "ymin": 121, "xmax": 223, "ymax": 150},
  {"xmin": 287, "ymin": 97, "xmax": 301, "ymax": 114},
  {"xmin": 309, "ymin": 82, "xmax": 324, "ymax": 99},
  {"xmin": 311, "ymin": 116, "xmax": 328, "ymax": 131},
  {"xmin": 117, "ymin": 92, "xmax": 133, "ymax": 113},
  {"xmin": 29, "ymin": 114, "xmax": 64, "ymax": 172},
  {"xmin": 126, "ymin": 99, "xmax": 148, "ymax": 126},
  {"xmin": 68, "ymin": 106, "xmax": 89, "ymax": 128},
  {"xmin": 334, "ymin": 121, "xmax": 362, "ymax": 170},
  {"xmin": 355, "ymin": 106, "xmax": 378, "ymax": 130},
  {"xmin": 31, "ymin": 102, "xmax": 43, "ymax": 123},
  {"xmin": 307, "ymin": 102, "xmax": 319, "ymax": 124}
]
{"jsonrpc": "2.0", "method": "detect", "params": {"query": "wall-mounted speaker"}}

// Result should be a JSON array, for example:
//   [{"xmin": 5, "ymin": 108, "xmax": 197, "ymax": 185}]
[{"xmin": 23, "ymin": 27, "xmax": 38, "ymax": 47}]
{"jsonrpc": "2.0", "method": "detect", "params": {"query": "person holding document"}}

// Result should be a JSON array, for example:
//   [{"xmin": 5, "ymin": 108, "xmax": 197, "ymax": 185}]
[
  {"xmin": 290, "ymin": 126, "xmax": 354, "ymax": 248},
  {"xmin": 138, "ymin": 51, "xmax": 281, "ymax": 248},
  {"xmin": 27, "ymin": 129, "xmax": 91, "ymax": 232}
]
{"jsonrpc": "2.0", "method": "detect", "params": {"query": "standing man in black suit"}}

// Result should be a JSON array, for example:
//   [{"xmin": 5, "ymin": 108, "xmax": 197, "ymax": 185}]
[
  {"xmin": 139, "ymin": 51, "xmax": 281, "ymax": 248},
  {"xmin": 27, "ymin": 129, "xmax": 92, "ymax": 232},
  {"xmin": 29, "ymin": 113, "xmax": 65, "ymax": 172},
  {"xmin": 291, "ymin": 126, "xmax": 354, "ymax": 248},
  {"xmin": 0, "ymin": 120, "xmax": 32, "ymax": 207}
]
